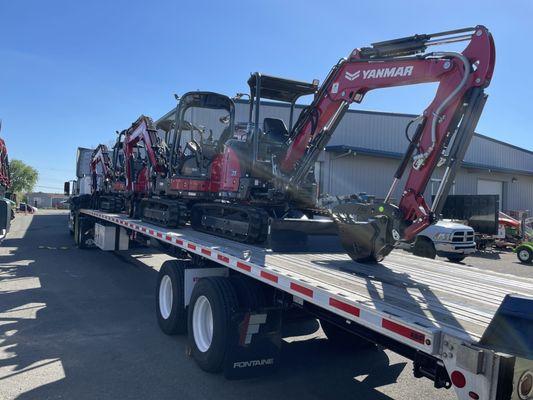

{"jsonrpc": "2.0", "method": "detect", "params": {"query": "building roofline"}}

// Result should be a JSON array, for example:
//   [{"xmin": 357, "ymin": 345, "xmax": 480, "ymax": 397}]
[
  {"xmin": 325, "ymin": 145, "xmax": 533, "ymax": 177},
  {"xmin": 156, "ymin": 99, "xmax": 533, "ymax": 157},
  {"xmin": 235, "ymin": 99, "xmax": 533, "ymax": 155}
]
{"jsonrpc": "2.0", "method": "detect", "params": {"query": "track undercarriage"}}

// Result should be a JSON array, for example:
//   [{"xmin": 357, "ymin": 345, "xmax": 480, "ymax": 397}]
[
  {"xmin": 190, "ymin": 203, "xmax": 269, "ymax": 243},
  {"xmin": 96, "ymin": 194, "xmax": 124, "ymax": 213},
  {"xmin": 140, "ymin": 198, "xmax": 189, "ymax": 228}
]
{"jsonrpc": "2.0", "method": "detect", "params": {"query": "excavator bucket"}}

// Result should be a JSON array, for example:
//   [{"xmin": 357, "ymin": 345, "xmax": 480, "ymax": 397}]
[{"xmin": 332, "ymin": 203, "xmax": 402, "ymax": 263}]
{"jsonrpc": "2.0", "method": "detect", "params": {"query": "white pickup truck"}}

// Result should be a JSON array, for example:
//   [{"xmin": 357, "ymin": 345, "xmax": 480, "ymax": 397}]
[{"xmin": 403, "ymin": 220, "xmax": 476, "ymax": 262}]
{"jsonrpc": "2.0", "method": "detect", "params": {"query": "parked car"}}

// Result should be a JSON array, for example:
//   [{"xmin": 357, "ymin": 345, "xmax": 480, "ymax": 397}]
[
  {"xmin": 19, "ymin": 203, "xmax": 37, "ymax": 213},
  {"xmin": 57, "ymin": 200, "xmax": 70, "ymax": 209},
  {"xmin": 399, "ymin": 220, "xmax": 476, "ymax": 262}
]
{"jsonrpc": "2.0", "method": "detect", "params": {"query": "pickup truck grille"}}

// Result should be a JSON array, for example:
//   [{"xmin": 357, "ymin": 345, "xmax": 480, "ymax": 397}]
[{"xmin": 452, "ymin": 231, "xmax": 475, "ymax": 243}]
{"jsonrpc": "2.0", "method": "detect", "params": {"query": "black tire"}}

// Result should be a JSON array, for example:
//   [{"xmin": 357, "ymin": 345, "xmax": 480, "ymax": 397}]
[
  {"xmin": 187, "ymin": 277, "xmax": 238, "ymax": 373},
  {"xmin": 229, "ymin": 274, "xmax": 265, "ymax": 310},
  {"xmin": 320, "ymin": 320, "xmax": 375, "ymax": 349},
  {"xmin": 76, "ymin": 216, "xmax": 93, "ymax": 249},
  {"xmin": 413, "ymin": 237, "xmax": 437, "ymax": 259},
  {"xmin": 447, "ymin": 256, "xmax": 466, "ymax": 263},
  {"xmin": 156, "ymin": 260, "xmax": 190, "ymax": 335},
  {"xmin": 516, "ymin": 246, "xmax": 533, "ymax": 264}
]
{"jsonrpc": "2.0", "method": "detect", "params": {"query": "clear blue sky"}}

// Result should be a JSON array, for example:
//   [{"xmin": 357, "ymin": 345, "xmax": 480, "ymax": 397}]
[{"xmin": 1, "ymin": 0, "xmax": 531, "ymax": 192}]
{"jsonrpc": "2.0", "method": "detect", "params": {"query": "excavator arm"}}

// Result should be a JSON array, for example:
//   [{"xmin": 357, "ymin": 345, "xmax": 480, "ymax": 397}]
[
  {"xmin": 279, "ymin": 26, "xmax": 495, "ymax": 261},
  {"xmin": 90, "ymin": 144, "xmax": 113, "ymax": 193},
  {"xmin": 123, "ymin": 115, "xmax": 167, "ymax": 192}
]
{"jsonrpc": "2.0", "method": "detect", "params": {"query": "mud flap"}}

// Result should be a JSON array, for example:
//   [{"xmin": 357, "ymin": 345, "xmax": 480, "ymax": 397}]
[{"xmin": 223, "ymin": 309, "xmax": 282, "ymax": 379}]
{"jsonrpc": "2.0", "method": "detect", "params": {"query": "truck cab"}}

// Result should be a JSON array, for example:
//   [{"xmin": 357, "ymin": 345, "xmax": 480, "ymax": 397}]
[{"xmin": 403, "ymin": 220, "xmax": 476, "ymax": 262}]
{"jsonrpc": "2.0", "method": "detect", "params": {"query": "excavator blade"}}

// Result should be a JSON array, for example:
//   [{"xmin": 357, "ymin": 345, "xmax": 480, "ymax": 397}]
[{"xmin": 331, "ymin": 203, "xmax": 402, "ymax": 263}]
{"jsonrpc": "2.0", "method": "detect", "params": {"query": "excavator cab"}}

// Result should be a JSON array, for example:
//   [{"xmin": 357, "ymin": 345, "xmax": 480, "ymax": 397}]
[
  {"xmin": 170, "ymin": 91, "xmax": 235, "ymax": 178},
  {"xmin": 246, "ymin": 73, "xmax": 319, "ymax": 198},
  {"xmin": 247, "ymin": 73, "xmax": 318, "ymax": 158}
]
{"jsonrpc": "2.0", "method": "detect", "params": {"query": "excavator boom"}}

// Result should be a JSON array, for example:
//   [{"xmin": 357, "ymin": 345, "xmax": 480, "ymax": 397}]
[
  {"xmin": 278, "ymin": 26, "xmax": 495, "ymax": 261},
  {"xmin": 123, "ymin": 115, "xmax": 167, "ymax": 192}
]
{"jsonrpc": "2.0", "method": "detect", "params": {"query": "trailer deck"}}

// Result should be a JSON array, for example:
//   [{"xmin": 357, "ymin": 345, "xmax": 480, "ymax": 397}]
[{"xmin": 81, "ymin": 209, "xmax": 533, "ymax": 351}]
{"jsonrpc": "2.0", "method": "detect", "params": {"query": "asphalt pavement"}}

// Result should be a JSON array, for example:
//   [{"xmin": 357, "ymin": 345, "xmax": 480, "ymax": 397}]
[{"xmin": 1, "ymin": 210, "xmax": 529, "ymax": 400}]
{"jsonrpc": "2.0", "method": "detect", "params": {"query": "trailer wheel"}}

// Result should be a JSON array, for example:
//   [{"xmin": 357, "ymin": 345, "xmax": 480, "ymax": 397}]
[
  {"xmin": 229, "ymin": 274, "xmax": 265, "ymax": 310},
  {"xmin": 75, "ymin": 216, "xmax": 94, "ymax": 249},
  {"xmin": 517, "ymin": 246, "xmax": 533, "ymax": 264},
  {"xmin": 413, "ymin": 237, "xmax": 436, "ymax": 259},
  {"xmin": 156, "ymin": 260, "xmax": 190, "ymax": 335},
  {"xmin": 188, "ymin": 277, "xmax": 238, "ymax": 372},
  {"xmin": 320, "ymin": 320, "xmax": 375, "ymax": 349}
]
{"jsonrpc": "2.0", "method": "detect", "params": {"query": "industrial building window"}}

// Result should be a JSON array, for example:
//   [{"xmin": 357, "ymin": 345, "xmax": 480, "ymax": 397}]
[{"xmin": 314, "ymin": 161, "xmax": 324, "ymax": 194}]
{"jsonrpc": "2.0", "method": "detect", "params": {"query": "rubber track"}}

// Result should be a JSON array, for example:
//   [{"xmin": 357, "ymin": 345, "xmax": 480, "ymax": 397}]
[
  {"xmin": 191, "ymin": 203, "xmax": 269, "ymax": 244},
  {"xmin": 141, "ymin": 198, "xmax": 188, "ymax": 228},
  {"xmin": 99, "ymin": 195, "xmax": 123, "ymax": 213}
]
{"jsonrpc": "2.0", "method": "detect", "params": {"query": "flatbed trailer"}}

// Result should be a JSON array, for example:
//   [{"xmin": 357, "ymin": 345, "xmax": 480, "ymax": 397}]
[{"xmin": 74, "ymin": 208, "xmax": 533, "ymax": 400}]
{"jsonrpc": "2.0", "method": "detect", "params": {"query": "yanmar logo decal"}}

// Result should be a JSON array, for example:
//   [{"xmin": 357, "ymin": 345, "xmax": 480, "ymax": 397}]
[
  {"xmin": 344, "ymin": 71, "xmax": 361, "ymax": 81},
  {"xmin": 345, "ymin": 65, "xmax": 414, "ymax": 81}
]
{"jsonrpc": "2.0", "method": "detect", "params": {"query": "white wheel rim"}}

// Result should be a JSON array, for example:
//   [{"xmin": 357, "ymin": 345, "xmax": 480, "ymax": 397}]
[
  {"xmin": 159, "ymin": 275, "xmax": 173, "ymax": 319},
  {"xmin": 192, "ymin": 295, "xmax": 213, "ymax": 352},
  {"xmin": 518, "ymin": 249, "xmax": 530, "ymax": 261}
]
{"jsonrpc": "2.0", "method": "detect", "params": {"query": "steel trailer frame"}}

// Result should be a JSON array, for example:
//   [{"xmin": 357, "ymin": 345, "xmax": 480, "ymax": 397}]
[{"xmin": 77, "ymin": 208, "xmax": 532, "ymax": 400}]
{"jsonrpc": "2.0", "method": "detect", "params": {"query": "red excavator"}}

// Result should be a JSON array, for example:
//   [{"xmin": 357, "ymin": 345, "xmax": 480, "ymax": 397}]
[
  {"xmin": 142, "ymin": 26, "xmax": 495, "ymax": 262},
  {"xmin": 90, "ymin": 136, "xmax": 127, "ymax": 212},
  {"xmin": 120, "ymin": 115, "xmax": 168, "ymax": 217},
  {"xmin": 91, "ymin": 115, "xmax": 169, "ymax": 216}
]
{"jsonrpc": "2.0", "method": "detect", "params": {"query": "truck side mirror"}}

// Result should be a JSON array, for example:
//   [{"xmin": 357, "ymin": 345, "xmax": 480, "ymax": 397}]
[{"xmin": 64, "ymin": 181, "xmax": 70, "ymax": 196}]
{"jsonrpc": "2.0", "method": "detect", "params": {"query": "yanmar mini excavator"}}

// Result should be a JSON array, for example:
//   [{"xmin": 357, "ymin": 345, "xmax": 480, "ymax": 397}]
[
  {"xmin": 90, "ymin": 142, "xmax": 125, "ymax": 212},
  {"xmin": 142, "ymin": 26, "xmax": 495, "ymax": 262},
  {"xmin": 91, "ymin": 115, "xmax": 168, "ymax": 215}
]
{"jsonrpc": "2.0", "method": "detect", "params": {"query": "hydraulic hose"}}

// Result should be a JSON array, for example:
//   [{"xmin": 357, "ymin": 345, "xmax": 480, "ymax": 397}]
[{"xmin": 413, "ymin": 52, "xmax": 471, "ymax": 167}]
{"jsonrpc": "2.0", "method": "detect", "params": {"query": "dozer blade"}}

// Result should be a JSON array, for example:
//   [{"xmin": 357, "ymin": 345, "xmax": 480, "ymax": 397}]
[{"xmin": 331, "ymin": 203, "xmax": 402, "ymax": 263}]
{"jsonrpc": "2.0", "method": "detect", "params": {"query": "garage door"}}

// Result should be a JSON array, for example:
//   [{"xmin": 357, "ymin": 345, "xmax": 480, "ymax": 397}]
[{"xmin": 477, "ymin": 179, "xmax": 503, "ymax": 210}]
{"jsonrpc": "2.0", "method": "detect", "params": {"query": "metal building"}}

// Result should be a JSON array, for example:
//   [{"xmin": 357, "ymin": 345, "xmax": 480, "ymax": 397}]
[
  {"xmin": 233, "ymin": 101, "xmax": 533, "ymax": 213},
  {"xmin": 26, "ymin": 192, "xmax": 68, "ymax": 208},
  {"xmin": 158, "ymin": 99, "xmax": 533, "ymax": 213}
]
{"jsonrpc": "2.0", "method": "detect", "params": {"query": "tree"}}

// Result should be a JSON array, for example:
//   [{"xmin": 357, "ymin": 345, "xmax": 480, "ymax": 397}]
[{"xmin": 9, "ymin": 159, "xmax": 38, "ymax": 193}]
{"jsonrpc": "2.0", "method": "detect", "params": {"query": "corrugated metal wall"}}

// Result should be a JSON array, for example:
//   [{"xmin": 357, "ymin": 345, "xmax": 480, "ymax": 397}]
[
  {"xmin": 233, "ymin": 102, "xmax": 533, "ymax": 174},
  {"xmin": 320, "ymin": 153, "xmax": 533, "ymax": 211}
]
